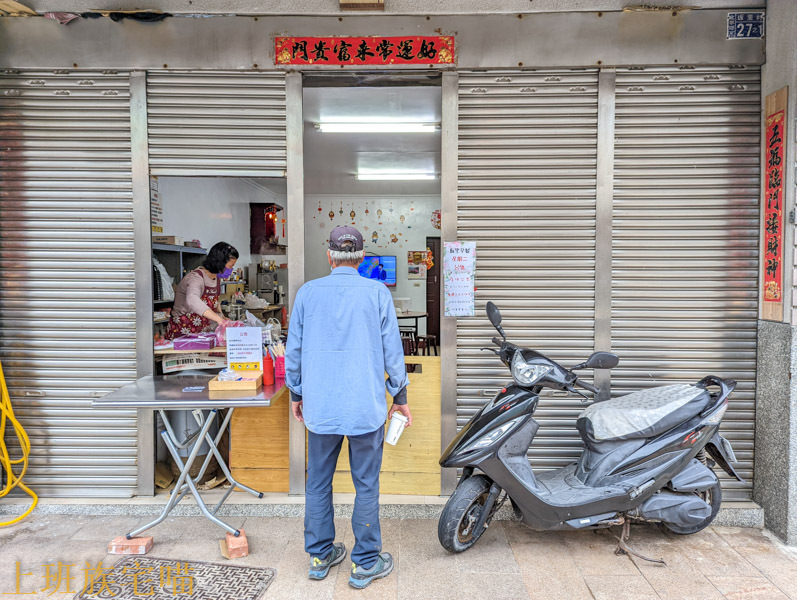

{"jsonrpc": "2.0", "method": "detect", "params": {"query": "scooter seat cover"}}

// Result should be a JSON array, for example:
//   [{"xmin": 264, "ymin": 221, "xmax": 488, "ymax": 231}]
[{"xmin": 578, "ymin": 384, "xmax": 710, "ymax": 442}]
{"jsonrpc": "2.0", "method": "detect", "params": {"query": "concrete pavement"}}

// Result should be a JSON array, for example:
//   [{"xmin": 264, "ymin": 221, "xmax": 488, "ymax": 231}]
[{"xmin": 1, "ymin": 513, "xmax": 796, "ymax": 599}]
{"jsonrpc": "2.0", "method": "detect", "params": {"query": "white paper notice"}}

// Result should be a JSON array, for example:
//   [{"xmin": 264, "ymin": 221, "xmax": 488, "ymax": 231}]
[
  {"xmin": 443, "ymin": 241, "xmax": 476, "ymax": 317},
  {"xmin": 226, "ymin": 326, "xmax": 263, "ymax": 371}
]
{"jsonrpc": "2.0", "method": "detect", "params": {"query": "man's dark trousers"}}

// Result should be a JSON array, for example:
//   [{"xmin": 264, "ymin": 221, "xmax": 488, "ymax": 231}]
[{"xmin": 305, "ymin": 426, "xmax": 384, "ymax": 569}]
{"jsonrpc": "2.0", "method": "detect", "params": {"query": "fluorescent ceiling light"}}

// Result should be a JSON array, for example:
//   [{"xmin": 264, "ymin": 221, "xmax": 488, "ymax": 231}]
[
  {"xmin": 316, "ymin": 121, "xmax": 439, "ymax": 133},
  {"xmin": 356, "ymin": 170, "xmax": 438, "ymax": 181}
]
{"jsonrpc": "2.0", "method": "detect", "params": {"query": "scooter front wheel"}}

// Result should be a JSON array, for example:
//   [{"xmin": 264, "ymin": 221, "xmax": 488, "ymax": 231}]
[{"xmin": 438, "ymin": 474, "xmax": 493, "ymax": 553}]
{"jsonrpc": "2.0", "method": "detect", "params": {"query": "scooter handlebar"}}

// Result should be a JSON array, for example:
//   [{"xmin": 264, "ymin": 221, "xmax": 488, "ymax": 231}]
[
  {"xmin": 492, "ymin": 337, "xmax": 503, "ymax": 346},
  {"xmin": 576, "ymin": 379, "xmax": 600, "ymax": 394}
]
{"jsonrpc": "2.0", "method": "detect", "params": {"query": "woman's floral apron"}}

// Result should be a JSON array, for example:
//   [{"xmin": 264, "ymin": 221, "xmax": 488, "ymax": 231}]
[{"xmin": 166, "ymin": 269, "xmax": 220, "ymax": 339}]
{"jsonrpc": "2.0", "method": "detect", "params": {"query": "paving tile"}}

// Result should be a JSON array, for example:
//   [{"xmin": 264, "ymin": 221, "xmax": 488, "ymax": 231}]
[
  {"xmin": 629, "ymin": 542, "xmax": 725, "ymax": 600},
  {"xmin": 722, "ymin": 543, "xmax": 797, "ymax": 599},
  {"xmin": 398, "ymin": 519, "xmax": 527, "ymax": 599},
  {"xmin": 707, "ymin": 576, "xmax": 790, "ymax": 600},
  {"xmin": 501, "ymin": 520, "xmax": 566, "ymax": 546},
  {"xmin": 510, "ymin": 535, "xmax": 593, "ymax": 600},
  {"xmin": 712, "ymin": 527, "xmax": 775, "ymax": 549},
  {"xmin": 397, "ymin": 572, "xmax": 529, "ymax": 600},
  {"xmin": 583, "ymin": 574, "xmax": 660, "ymax": 600},
  {"xmin": 453, "ymin": 523, "xmax": 519, "ymax": 574},
  {"xmin": 561, "ymin": 528, "xmax": 640, "ymax": 576},
  {"xmin": 398, "ymin": 519, "xmax": 458, "ymax": 571},
  {"xmin": 661, "ymin": 528, "xmax": 762, "ymax": 579}
]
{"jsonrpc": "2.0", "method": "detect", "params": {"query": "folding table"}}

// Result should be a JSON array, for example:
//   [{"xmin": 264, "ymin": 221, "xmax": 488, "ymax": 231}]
[{"xmin": 93, "ymin": 374, "xmax": 283, "ymax": 538}]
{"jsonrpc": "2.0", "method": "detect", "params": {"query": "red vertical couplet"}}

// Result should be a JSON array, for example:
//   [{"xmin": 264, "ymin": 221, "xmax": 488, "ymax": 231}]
[{"xmin": 763, "ymin": 109, "xmax": 785, "ymax": 303}]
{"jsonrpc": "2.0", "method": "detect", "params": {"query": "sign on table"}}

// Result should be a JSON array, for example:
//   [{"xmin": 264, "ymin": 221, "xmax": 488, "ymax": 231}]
[
  {"xmin": 443, "ymin": 241, "xmax": 476, "ymax": 317},
  {"xmin": 227, "ymin": 327, "xmax": 263, "ymax": 372}
]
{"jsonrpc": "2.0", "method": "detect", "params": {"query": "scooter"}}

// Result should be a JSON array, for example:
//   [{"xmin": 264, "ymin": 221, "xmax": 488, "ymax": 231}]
[{"xmin": 438, "ymin": 301, "xmax": 744, "ymax": 558}]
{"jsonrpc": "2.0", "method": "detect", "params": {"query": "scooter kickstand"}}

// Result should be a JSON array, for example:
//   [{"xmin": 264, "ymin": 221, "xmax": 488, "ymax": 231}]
[{"xmin": 613, "ymin": 520, "xmax": 666, "ymax": 566}]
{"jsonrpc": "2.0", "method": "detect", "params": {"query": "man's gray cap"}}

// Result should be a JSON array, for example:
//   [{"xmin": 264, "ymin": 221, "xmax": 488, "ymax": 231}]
[{"xmin": 329, "ymin": 225, "xmax": 364, "ymax": 252}]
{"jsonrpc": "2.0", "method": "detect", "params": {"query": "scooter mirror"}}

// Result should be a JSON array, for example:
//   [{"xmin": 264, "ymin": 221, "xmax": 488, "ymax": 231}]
[
  {"xmin": 486, "ymin": 301, "xmax": 502, "ymax": 328},
  {"xmin": 585, "ymin": 352, "xmax": 619, "ymax": 369}
]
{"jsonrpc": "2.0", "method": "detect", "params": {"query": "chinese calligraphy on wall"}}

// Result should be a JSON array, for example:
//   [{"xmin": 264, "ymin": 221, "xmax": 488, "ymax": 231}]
[
  {"xmin": 762, "ymin": 89, "xmax": 786, "ymax": 322},
  {"xmin": 444, "ymin": 241, "xmax": 476, "ymax": 317},
  {"xmin": 275, "ymin": 36, "xmax": 455, "ymax": 66}
]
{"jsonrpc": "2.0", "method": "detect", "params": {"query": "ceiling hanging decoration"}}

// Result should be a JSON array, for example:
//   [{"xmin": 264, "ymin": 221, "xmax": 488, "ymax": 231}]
[
  {"xmin": 339, "ymin": 200, "xmax": 344, "ymax": 216},
  {"xmin": 365, "ymin": 201, "xmax": 370, "ymax": 216},
  {"xmin": 328, "ymin": 209, "xmax": 335, "ymax": 221}
]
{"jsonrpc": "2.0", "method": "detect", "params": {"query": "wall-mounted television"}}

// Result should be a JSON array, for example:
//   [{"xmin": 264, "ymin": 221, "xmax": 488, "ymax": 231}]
[{"xmin": 358, "ymin": 255, "xmax": 397, "ymax": 286}]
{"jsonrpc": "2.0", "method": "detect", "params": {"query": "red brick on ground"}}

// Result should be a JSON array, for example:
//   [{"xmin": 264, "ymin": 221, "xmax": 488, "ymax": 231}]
[
  {"xmin": 108, "ymin": 535, "xmax": 154, "ymax": 555},
  {"xmin": 220, "ymin": 528, "xmax": 249, "ymax": 559}
]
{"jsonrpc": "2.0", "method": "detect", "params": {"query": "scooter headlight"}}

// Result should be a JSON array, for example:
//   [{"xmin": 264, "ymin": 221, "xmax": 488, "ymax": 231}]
[
  {"xmin": 511, "ymin": 352, "xmax": 553, "ymax": 386},
  {"xmin": 463, "ymin": 417, "xmax": 523, "ymax": 452}
]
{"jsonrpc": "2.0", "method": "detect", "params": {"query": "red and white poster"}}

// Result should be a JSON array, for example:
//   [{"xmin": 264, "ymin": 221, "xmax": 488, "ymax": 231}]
[{"xmin": 275, "ymin": 36, "xmax": 455, "ymax": 66}]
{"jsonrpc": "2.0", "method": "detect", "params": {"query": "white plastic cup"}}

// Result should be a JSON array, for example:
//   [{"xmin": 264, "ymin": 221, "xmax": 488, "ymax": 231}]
[{"xmin": 385, "ymin": 413, "xmax": 409, "ymax": 446}]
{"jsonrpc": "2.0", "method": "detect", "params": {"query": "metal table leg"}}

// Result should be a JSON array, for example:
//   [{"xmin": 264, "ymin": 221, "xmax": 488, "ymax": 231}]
[
  {"xmin": 191, "ymin": 407, "xmax": 264, "ymax": 517},
  {"xmin": 126, "ymin": 405, "xmax": 267, "ymax": 539},
  {"xmin": 126, "ymin": 408, "xmax": 219, "ymax": 539}
]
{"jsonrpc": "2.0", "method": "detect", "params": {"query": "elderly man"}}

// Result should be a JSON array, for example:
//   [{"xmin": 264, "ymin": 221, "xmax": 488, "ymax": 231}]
[{"xmin": 286, "ymin": 225, "xmax": 411, "ymax": 590}]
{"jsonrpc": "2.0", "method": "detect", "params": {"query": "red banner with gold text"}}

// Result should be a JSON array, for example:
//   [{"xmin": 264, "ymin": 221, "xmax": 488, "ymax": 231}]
[
  {"xmin": 275, "ymin": 36, "xmax": 455, "ymax": 66},
  {"xmin": 764, "ymin": 109, "xmax": 785, "ymax": 303}
]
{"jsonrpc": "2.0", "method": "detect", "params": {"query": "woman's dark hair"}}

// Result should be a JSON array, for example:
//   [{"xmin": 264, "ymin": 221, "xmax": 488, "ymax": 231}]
[{"xmin": 203, "ymin": 242, "xmax": 239, "ymax": 274}]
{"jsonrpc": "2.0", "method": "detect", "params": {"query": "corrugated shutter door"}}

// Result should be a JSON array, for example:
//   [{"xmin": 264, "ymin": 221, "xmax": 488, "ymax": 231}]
[
  {"xmin": 457, "ymin": 70, "xmax": 599, "ymax": 469},
  {"xmin": 613, "ymin": 66, "xmax": 760, "ymax": 500},
  {"xmin": 147, "ymin": 71, "xmax": 286, "ymax": 177},
  {"xmin": 0, "ymin": 70, "xmax": 137, "ymax": 497}
]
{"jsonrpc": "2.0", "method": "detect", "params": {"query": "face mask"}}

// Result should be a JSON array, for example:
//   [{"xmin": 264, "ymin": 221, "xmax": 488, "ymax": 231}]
[{"xmin": 220, "ymin": 267, "xmax": 233, "ymax": 279}]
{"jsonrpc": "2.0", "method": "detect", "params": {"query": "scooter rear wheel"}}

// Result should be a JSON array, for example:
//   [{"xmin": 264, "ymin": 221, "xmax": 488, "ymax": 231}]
[
  {"xmin": 438, "ymin": 474, "xmax": 492, "ymax": 553},
  {"xmin": 661, "ymin": 480, "xmax": 722, "ymax": 535}
]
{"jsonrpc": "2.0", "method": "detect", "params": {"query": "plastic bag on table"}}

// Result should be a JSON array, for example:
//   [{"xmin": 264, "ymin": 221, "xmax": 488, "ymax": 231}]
[
  {"xmin": 215, "ymin": 320, "xmax": 245, "ymax": 347},
  {"xmin": 265, "ymin": 317, "xmax": 281, "ymax": 341}
]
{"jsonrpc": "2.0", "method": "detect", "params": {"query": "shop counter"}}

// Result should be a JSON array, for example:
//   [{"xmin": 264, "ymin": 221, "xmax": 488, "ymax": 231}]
[{"xmin": 229, "ymin": 355, "xmax": 441, "ymax": 495}]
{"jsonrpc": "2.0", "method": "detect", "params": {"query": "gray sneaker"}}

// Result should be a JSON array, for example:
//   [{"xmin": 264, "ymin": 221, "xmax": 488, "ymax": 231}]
[
  {"xmin": 348, "ymin": 552, "xmax": 394, "ymax": 589},
  {"xmin": 309, "ymin": 542, "xmax": 347, "ymax": 580}
]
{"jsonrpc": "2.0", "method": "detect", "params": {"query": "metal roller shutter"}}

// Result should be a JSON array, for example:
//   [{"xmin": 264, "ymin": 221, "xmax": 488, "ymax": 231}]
[
  {"xmin": 0, "ymin": 70, "xmax": 137, "ymax": 497},
  {"xmin": 146, "ymin": 71, "xmax": 286, "ymax": 177},
  {"xmin": 456, "ymin": 70, "xmax": 599, "ymax": 469},
  {"xmin": 613, "ymin": 66, "xmax": 760, "ymax": 500}
]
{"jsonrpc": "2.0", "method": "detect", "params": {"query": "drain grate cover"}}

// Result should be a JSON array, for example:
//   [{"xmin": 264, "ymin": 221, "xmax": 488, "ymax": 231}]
[{"xmin": 73, "ymin": 556, "xmax": 275, "ymax": 600}]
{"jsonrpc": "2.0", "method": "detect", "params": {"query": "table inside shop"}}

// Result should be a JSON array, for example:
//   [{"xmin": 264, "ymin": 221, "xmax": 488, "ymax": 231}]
[
  {"xmin": 396, "ymin": 311, "xmax": 427, "ymax": 354},
  {"xmin": 93, "ymin": 374, "xmax": 285, "ymax": 539}
]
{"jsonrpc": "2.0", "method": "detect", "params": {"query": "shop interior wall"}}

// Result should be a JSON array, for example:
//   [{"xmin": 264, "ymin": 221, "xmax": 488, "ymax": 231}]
[
  {"xmin": 304, "ymin": 194, "xmax": 441, "ymax": 335},
  {"xmin": 157, "ymin": 176, "xmax": 288, "ymax": 276}
]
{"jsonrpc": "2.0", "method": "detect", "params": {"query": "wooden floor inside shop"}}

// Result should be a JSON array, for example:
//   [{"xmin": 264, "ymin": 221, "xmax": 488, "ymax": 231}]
[{"xmin": 229, "ymin": 356, "xmax": 441, "ymax": 494}]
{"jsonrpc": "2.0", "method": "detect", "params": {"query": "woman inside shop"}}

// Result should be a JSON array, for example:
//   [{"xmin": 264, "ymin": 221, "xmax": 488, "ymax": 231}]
[{"xmin": 165, "ymin": 241, "xmax": 239, "ymax": 339}]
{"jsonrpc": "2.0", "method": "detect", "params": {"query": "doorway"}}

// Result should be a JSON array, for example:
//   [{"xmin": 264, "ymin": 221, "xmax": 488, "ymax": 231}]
[{"xmin": 298, "ymin": 73, "xmax": 444, "ymax": 494}]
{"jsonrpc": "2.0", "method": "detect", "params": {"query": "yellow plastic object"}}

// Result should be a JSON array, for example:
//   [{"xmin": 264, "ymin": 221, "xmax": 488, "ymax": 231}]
[{"xmin": 0, "ymin": 360, "xmax": 37, "ymax": 525}]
